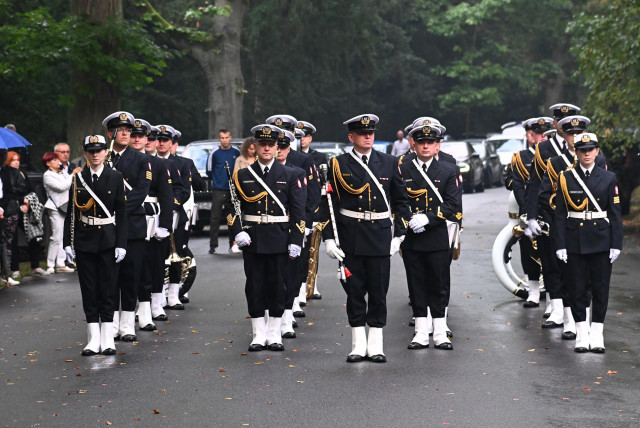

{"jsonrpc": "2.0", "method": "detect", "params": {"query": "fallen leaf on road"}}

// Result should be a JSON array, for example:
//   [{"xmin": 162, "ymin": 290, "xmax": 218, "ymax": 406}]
[
  {"xmin": 475, "ymin": 349, "xmax": 484, "ymax": 352},
  {"xmin": 153, "ymin": 409, "xmax": 161, "ymax": 414},
  {"xmin": 583, "ymin": 388, "xmax": 590, "ymax": 392},
  {"xmin": 607, "ymin": 370, "xmax": 617, "ymax": 374}
]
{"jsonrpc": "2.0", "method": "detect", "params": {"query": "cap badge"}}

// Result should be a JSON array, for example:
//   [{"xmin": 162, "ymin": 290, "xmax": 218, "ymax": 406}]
[
  {"xmin": 119, "ymin": 113, "xmax": 128, "ymax": 120},
  {"xmin": 361, "ymin": 116, "xmax": 370, "ymax": 125},
  {"xmin": 159, "ymin": 126, "xmax": 166, "ymax": 132},
  {"xmin": 274, "ymin": 118, "xmax": 283, "ymax": 126},
  {"xmin": 89, "ymin": 136, "xmax": 99, "ymax": 143},
  {"xmin": 581, "ymin": 134, "xmax": 591, "ymax": 142},
  {"xmin": 571, "ymin": 118, "xmax": 580, "ymax": 126},
  {"xmin": 297, "ymin": 122, "xmax": 304, "ymax": 129},
  {"xmin": 422, "ymin": 126, "xmax": 432, "ymax": 134},
  {"xmin": 538, "ymin": 118, "xmax": 545, "ymax": 125},
  {"xmin": 561, "ymin": 106, "xmax": 569, "ymax": 113},
  {"xmin": 134, "ymin": 120, "xmax": 142, "ymax": 127},
  {"xmin": 422, "ymin": 120, "xmax": 432, "ymax": 126},
  {"xmin": 262, "ymin": 126, "xmax": 271, "ymax": 135}
]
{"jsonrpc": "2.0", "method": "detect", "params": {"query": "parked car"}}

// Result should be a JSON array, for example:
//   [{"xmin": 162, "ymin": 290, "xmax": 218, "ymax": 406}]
[
  {"xmin": 440, "ymin": 141, "xmax": 484, "ymax": 193},
  {"xmin": 487, "ymin": 123, "xmax": 526, "ymax": 177},
  {"xmin": 309, "ymin": 141, "xmax": 349, "ymax": 161},
  {"xmin": 471, "ymin": 140, "xmax": 503, "ymax": 188},
  {"xmin": 373, "ymin": 140, "xmax": 393, "ymax": 154}
]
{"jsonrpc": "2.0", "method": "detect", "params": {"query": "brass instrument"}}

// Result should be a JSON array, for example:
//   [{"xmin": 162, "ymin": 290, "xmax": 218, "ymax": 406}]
[
  {"xmin": 305, "ymin": 222, "xmax": 324, "ymax": 298},
  {"xmin": 104, "ymin": 129, "xmax": 118, "ymax": 164}
]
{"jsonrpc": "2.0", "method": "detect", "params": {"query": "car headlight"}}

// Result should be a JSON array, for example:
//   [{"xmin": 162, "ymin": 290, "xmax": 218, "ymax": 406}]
[{"xmin": 459, "ymin": 162, "xmax": 470, "ymax": 173}]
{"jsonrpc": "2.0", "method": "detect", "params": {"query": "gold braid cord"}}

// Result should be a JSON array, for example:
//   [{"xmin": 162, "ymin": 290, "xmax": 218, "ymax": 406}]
[
  {"xmin": 514, "ymin": 152, "xmax": 530, "ymax": 181},
  {"xmin": 331, "ymin": 157, "xmax": 370, "ymax": 201},
  {"xmin": 74, "ymin": 175, "xmax": 95, "ymax": 213},
  {"xmin": 547, "ymin": 159, "xmax": 559, "ymax": 209},
  {"xmin": 233, "ymin": 169, "xmax": 268, "ymax": 202},
  {"xmin": 559, "ymin": 172, "xmax": 589, "ymax": 212},
  {"xmin": 533, "ymin": 144, "xmax": 546, "ymax": 181},
  {"xmin": 407, "ymin": 187, "xmax": 428, "ymax": 212}
]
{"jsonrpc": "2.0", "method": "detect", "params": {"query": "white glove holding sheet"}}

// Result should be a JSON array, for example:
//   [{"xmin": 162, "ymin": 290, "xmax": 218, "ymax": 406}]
[
  {"xmin": 235, "ymin": 231, "xmax": 251, "ymax": 248},
  {"xmin": 288, "ymin": 244, "xmax": 302, "ymax": 258},
  {"xmin": 154, "ymin": 227, "xmax": 170, "ymax": 240},
  {"xmin": 325, "ymin": 239, "xmax": 345, "ymax": 262}
]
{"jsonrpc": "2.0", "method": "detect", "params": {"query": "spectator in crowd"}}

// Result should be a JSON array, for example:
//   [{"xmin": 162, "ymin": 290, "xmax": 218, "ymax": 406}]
[
  {"xmin": 0, "ymin": 150, "xmax": 19, "ymax": 286},
  {"xmin": 233, "ymin": 137, "xmax": 256, "ymax": 173},
  {"xmin": 54, "ymin": 143, "xmax": 76, "ymax": 175},
  {"xmin": 206, "ymin": 129, "xmax": 240, "ymax": 254},
  {"xmin": 4, "ymin": 124, "xmax": 16, "ymax": 132},
  {"xmin": 42, "ymin": 152, "xmax": 79, "ymax": 273},
  {"xmin": 391, "ymin": 129, "xmax": 410, "ymax": 156},
  {"xmin": 0, "ymin": 151, "xmax": 49, "ymax": 278}
]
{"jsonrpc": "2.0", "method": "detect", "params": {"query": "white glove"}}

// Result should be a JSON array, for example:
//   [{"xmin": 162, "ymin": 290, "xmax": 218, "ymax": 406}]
[
  {"xmin": 325, "ymin": 239, "xmax": 345, "ymax": 262},
  {"xmin": 609, "ymin": 248, "xmax": 621, "ymax": 263},
  {"xmin": 312, "ymin": 222, "xmax": 319, "ymax": 229},
  {"xmin": 390, "ymin": 236, "xmax": 404, "ymax": 257},
  {"xmin": 409, "ymin": 214, "xmax": 429, "ymax": 232},
  {"xmin": 524, "ymin": 226, "xmax": 534, "ymax": 240},
  {"xmin": 235, "ymin": 231, "xmax": 251, "ymax": 248},
  {"xmin": 64, "ymin": 246, "xmax": 75, "ymax": 263},
  {"xmin": 115, "ymin": 247, "xmax": 127, "ymax": 263},
  {"xmin": 556, "ymin": 249, "xmax": 567, "ymax": 263},
  {"xmin": 288, "ymin": 244, "xmax": 302, "ymax": 258},
  {"xmin": 154, "ymin": 227, "xmax": 170, "ymax": 240},
  {"xmin": 528, "ymin": 219, "xmax": 542, "ymax": 237},
  {"xmin": 413, "ymin": 226, "xmax": 426, "ymax": 234},
  {"xmin": 305, "ymin": 228, "xmax": 313, "ymax": 236}
]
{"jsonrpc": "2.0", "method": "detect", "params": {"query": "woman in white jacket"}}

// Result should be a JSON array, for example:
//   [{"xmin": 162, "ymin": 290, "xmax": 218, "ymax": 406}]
[{"xmin": 42, "ymin": 152, "xmax": 80, "ymax": 273}]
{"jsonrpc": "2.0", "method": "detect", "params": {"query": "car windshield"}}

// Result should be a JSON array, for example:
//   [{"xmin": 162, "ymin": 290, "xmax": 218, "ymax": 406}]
[
  {"xmin": 472, "ymin": 143, "xmax": 486, "ymax": 157},
  {"xmin": 492, "ymin": 138, "xmax": 523, "ymax": 152},
  {"xmin": 440, "ymin": 142, "xmax": 469, "ymax": 160},
  {"xmin": 182, "ymin": 144, "xmax": 217, "ymax": 172}
]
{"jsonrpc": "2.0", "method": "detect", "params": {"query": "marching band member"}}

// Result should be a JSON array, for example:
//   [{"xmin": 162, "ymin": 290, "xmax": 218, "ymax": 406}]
[
  {"xmin": 63, "ymin": 135, "xmax": 127, "ymax": 356},
  {"xmin": 321, "ymin": 114, "xmax": 411, "ymax": 363},
  {"xmin": 554, "ymin": 132, "xmax": 622, "ymax": 353},
  {"xmin": 229, "ymin": 124, "xmax": 306, "ymax": 352},
  {"xmin": 400, "ymin": 125, "xmax": 460, "ymax": 350},
  {"xmin": 102, "ymin": 112, "xmax": 151, "ymax": 342}
]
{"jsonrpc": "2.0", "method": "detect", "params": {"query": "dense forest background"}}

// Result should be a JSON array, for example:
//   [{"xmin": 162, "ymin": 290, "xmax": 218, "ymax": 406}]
[{"xmin": 1, "ymin": 0, "xmax": 638, "ymax": 164}]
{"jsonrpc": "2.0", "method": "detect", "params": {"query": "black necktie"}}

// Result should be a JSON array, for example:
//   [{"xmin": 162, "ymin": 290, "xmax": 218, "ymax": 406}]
[
  {"xmin": 362, "ymin": 155, "xmax": 368, "ymax": 166},
  {"xmin": 585, "ymin": 170, "xmax": 590, "ymax": 181},
  {"xmin": 92, "ymin": 173, "xmax": 98, "ymax": 186},
  {"xmin": 422, "ymin": 163, "xmax": 428, "ymax": 174},
  {"xmin": 112, "ymin": 152, "xmax": 121, "ymax": 166},
  {"xmin": 263, "ymin": 166, "xmax": 269, "ymax": 177}
]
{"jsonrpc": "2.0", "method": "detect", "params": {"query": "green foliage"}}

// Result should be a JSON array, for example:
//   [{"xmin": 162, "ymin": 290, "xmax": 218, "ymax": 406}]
[{"xmin": 568, "ymin": 0, "xmax": 640, "ymax": 159}]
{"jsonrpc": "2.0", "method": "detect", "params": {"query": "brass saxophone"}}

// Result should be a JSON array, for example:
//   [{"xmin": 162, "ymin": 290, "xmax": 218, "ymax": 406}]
[
  {"xmin": 104, "ymin": 129, "xmax": 118, "ymax": 164},
  {"xmin": 305, "ymin": 222, "xmax": 324, "ymax": 298}
]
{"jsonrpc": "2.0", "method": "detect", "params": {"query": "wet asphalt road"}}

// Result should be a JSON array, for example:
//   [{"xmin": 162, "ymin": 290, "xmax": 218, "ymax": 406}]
[{"xmin": 1, "ymin": 186, "xmax": 639, "ymax": 427}]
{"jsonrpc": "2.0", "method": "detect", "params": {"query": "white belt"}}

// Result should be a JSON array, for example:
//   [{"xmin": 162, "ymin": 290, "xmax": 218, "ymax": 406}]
[
  {"xmin": 80, "ymin": 215, "xmax": 115, "ymax": 226},
  {"xmin": 144, "ymin": 196, "xmax": 159, "ymax": 203},
  {"xmin": 242, "ymin": 214, "xmax": 289, "ymax": 223},
  {"xmin": 339, "ymin": 208, "xmax": 389, "ymax": 220},
  {"xmin": 567, "ymin": 211, "xmax": 607, "ymax": 220}
]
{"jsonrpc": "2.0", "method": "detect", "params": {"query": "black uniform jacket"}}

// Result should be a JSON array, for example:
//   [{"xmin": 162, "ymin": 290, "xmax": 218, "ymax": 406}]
[
  {"xmin": 305, "ymin": 148, "xmax": 328, "ymax": 182},
  {"xmin": 321, "ymin": 150, "xmax": 411, "ymax": 256},
  {"xmin": 525, "ymin": 135, "xmax": 568, "ymax": 219},
  {"xmin": 506, "ymin": 147, "xmax": 536, "ymax": 214},
  {"xmin": 63, "ymin": 166, "xmax": 127, "ymax": 252},
  {"xmin": 400, "ymin": 158, "xmax": 460, "ymax": 252},
  {"xmin": 110, "ymin": 148, "xmax": 151, "ymax": 240},
  {"xmin": 145, "ymin": 154, "xmax": 174, "ymax": 230},
  {"xmin": 286, "ymin": 149, "xmax": 321, "ymax": 225},
  {"xmin": 539, "ymin": 151, "xmax": 607, "ymax": 217},
  {"xmin": 181, "ymin": 156, "xmax": 206, "ymax": 192},
  {"xmin": 229, "ymin": 161, "xmax": 305, "ymax": 254},
  {"xmin": 554, "ymin": 166, "xmax": 622, "ymax": 254},
  {"xmin": 163, "ymin": 154, "xmax": 190, "ymax": 223}
]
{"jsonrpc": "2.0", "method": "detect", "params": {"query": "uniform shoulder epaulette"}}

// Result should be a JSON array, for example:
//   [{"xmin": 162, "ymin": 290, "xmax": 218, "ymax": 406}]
[{"xmin": 514, "ymin": 151, "xmax": 530, "ymax": 181}]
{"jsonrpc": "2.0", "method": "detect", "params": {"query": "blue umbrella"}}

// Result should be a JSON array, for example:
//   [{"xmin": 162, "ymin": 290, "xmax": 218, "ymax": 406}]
[{"xmin": 0, "ymin": 127, "xmax": 32, "ymax": 149}]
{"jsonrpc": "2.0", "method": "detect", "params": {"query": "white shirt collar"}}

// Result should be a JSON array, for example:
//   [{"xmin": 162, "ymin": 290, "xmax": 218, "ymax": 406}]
[
  {"xmin": 258, "ymin": 158, "xmax": 275, "ymax": 173},
  {"xmin": 113, "ymin": 146, "xmax": 127, "ymax": 155},
  {"xmin": 580, "ymin": 164, "xmax": 595, "ymax": 175},
  {"xmin": 157, "ymin": 152, "xmax": 170, "ymax": 159},
  {"xmin": 353, "ymin": 148, "xmax": 373, "ymax": 160},
  {"xmin": 416, "ymin": 157, "xmax": 434, "ymax": 171},
  {"xmin": 90, "ymin": 164, "xmax": 105, "ymax": 177}
]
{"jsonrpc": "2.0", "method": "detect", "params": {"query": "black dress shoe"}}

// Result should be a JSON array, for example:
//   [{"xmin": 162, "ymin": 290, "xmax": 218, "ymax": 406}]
[
  {"xmin": 541, "ymin": 320, "xmax": 562, "ymax": 329},
  {"xmin": 268, "ymin": 343, "xmax": 284, "ymax": 351},
  {"xmin": 346, "ymin": 354, "xmax": 365, "ymax": 363},
  {"xmin": 446, "ymin": 331, "xmax": 453, "ymax": 339},
  {"xmin": 140, "ymin": 324, "xmax": 156, "ymax": 332},
  {"xmin": 523, "ymin": 301, "xmax": 540, "ymax": 308},
  {"xmin": 407, "ymin": 342, "xmax": 429, "ymax": 350},
  {"xmin": 292, "ymin": 320, "xmax": 298, "ymax": 328},
  {"xmin": 574, "ymin": 346, "xmax": 589, "ymax": 353},
  {"xmin": 293, "ymin": 311, "xmax": 305, "ymax": 318},
  {"xmin": 114, "ymin": 335, "xmax": 120, "ymax": 342},
  {"xmin": 299, "ymin": 301, "xmax": 307, "ymax": 307},
  {"xmin": 562, "ymin": 331, "xmax": 576, "ymax": 340},
  {"xmin": 590, "ymin": 347, "xmax": 605, "ymax": 354},
  {"xmin": 282, "ymin": 331, "xmax": 296, "ymax": 339},
  {"xmin": 152, "ymin": 314, "xmax": 168, "ymax": 321},
  {"xmin": 81, "ymin": 349, "xmax": 98, "ymax": 356},
  {"xmin": 165, "ymin": 303, "xmax": 185, "ymax": 310},
  {"xmin": 311, "ymin": 293, "xmax": 322, "ymax": 300},
  {"xmin": 179, "ymin": 295, "xmax": 190, "ymax": 304},
  {"xmin": 121, "ymin": 334, "xmax": 137, "ymax": 342},
  {"xmin": 542, "ymin": 312, "xmax": 551, "ymax": 319},
  {"xmin": 409, "ymin": 319, "xmax": 415, "ymax": 327},
  {"xmin": 102, "ymin": 348, "xmax": 116, "ymax": 355},
  {"xmin": 435, "ymin": 342, "xmax": 453, "ymax": 350},
  {"xmin": 208, "ymin": 248, "xmax": 217, "ymax": 254},
  {"xmin": 248, "ymin": 343, "xmax": 265, "ymax": 352},
  {"xmin": 369, "ymin": 354, "xmax": 387, "ymax": 363}
]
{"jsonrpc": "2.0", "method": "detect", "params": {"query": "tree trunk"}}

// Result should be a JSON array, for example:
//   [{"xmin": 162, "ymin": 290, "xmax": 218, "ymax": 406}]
[
  {"xmin": 67, "ymin": 0, "xmax": 122, "ymax": 157},
  {"xmin": 543, "ymin": 38, "xmax": 569, "ymax": 109},
  {"xmin": 190, "ymin": 0, "xmax": 246, "ymax": 139}
]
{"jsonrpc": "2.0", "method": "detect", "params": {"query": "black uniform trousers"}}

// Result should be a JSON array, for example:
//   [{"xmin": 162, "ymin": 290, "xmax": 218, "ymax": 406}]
[
  {"xmin": 285, "ymin": 255, "xmax": 301, "ymax": 309},
  {"xmin": 537, "ymin": 208, "xmax": 565, "ymax": 301},
  {"xmin": 342, "ymin": 254, "xmax": 390, "ymax": 328},
  {"xmin": 76, "ymin": 249, "xmax": 119, "ymax": 323},
  {"xmin": 168, "ymin": 221, "xmax": 189, "ymax": 284},
  {"xmin": 114, "ymin": 239, "xmax": 145, "ymax": 312},
  {"xmin": 519, "ymin": 237, "xmax": 541, "ymax": 281},
  {"xmin": 141, "ymin": 238, "xmax": 169, "ymax": 299},
  {"xmin": 298, "ymin": 235, "xmax": 312, "ymax": 286},
  {"xmin": 243, "ymin": 252, "xmax": 287, "ymax": 318},
  {"xmin": 567, "ymin": 251, "xmax": 611, "ymax": 323},
  {"xmin": 403, "ymin": 249, "xmax": 449, "ymax": 318}
]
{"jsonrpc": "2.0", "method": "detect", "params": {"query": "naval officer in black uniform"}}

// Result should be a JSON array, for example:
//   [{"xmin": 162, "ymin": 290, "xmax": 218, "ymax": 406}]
[
  {"xmin": 229, "ymin": 124, "xmax": 306, "ymax": 352},
  {"xmin": 400, "ymin": 125, "xmax": 460, "ymax": 351},
  {"xmin": 102, "ymin": 111, "xmax": 152, "ymax": 342},
  {"xmin": 321, "ymin": 114, "xmax": 411, "ymax": 363},
  {"xmin": 554, "ymin": 132, "xmax": 622, "ymax": 353},
  {"xmin": 63, "ymin": 135, "xmax": 127, "ymax": 356}
]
